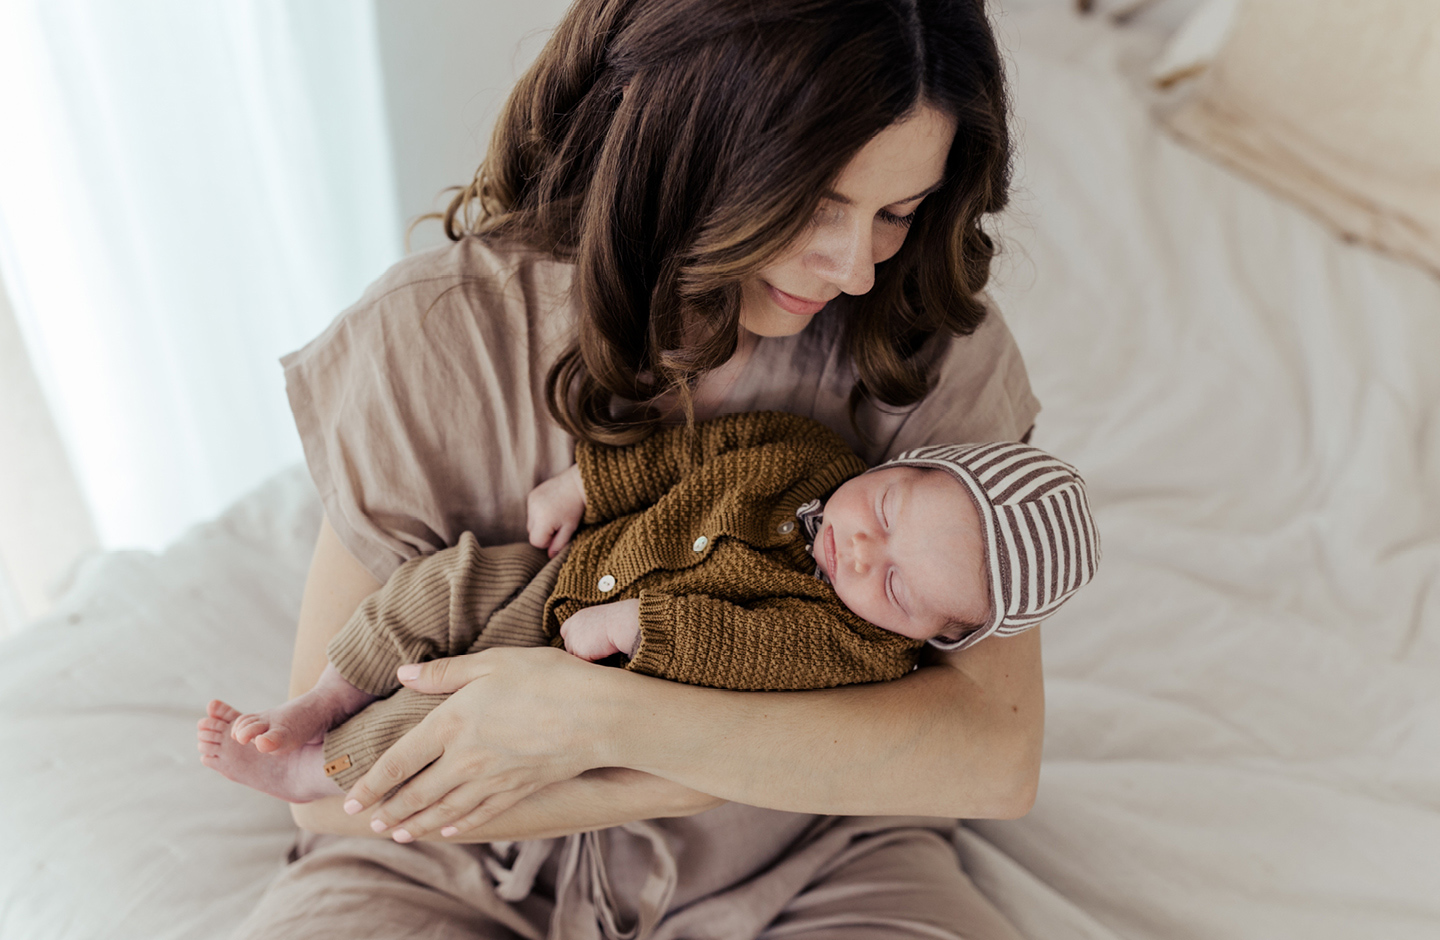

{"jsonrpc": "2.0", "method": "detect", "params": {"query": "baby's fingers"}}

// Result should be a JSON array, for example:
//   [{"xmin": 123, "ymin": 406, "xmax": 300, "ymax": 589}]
[{"xmin": 546, "ymin": 521, "xmax": 577, "ymax": 557}]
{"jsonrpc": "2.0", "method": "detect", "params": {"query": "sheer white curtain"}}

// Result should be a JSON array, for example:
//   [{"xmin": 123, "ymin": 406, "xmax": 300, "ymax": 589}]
[{"xmin": 0, "ymin": 0, "xmax": 402, "ymax": 552}]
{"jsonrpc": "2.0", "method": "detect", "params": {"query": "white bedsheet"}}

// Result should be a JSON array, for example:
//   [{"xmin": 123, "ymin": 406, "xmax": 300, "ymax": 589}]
[{"xmin": 2, "ymin": 6, "xmax": 1436, "ymax": 939}]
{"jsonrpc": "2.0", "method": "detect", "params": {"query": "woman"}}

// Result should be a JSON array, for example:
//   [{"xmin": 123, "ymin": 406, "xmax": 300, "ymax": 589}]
[{"xmin": 238, "ymin": 0, "xmax": 1042, "ymax": 936}]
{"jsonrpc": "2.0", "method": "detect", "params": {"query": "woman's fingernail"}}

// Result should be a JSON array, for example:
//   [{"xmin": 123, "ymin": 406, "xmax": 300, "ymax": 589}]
[
  {"xmin": 370, "ymin": 818, "xmax": 387, "ymax": 833},
  {"xmin": 343, "ymin": 800, "xmax": 363, "ymax": 815},
  {"xmin": 440, "ymin": 826, "xmax": 459, "ymax": 838},
  {"xmin": 392, "ymin": 829, "xmax": 414, "ymax": 843},
  {"xmin": 397, "ymin": 664, "xmax": 421, "ymax": 682}
]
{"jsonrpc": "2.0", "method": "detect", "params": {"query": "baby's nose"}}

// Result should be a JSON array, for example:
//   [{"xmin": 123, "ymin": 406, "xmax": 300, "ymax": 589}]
[{"xmin": 850, "ymin": 532, "xmax": 878, "ymax": 573}]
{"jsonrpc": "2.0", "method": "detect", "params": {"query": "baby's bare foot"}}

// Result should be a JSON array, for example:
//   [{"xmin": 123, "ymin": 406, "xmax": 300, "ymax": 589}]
[
  {"xmin": 197, "ymin": 700, "xmax": 336, "ymax": 803},
  {"xmin": 230, "ymin": 664, "xmax": 376, "ymax": 754}
]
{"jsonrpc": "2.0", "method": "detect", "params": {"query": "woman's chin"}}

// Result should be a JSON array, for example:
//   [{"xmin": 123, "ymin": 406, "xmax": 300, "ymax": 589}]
[{"xmin": 737, "ymin": 300, "xmax": 821, "ymax": 338}]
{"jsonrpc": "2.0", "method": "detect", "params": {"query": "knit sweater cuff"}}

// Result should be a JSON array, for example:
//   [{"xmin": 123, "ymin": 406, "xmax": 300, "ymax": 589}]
[{"xmin": 628, "ymin": 592, "xmax": 676, "ymax": 678}]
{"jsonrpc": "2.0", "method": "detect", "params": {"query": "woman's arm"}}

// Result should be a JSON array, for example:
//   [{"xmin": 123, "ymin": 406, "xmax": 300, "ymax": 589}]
[
  {"xmin": 287, "ymin": 515, "xmax": 382, "ymax": 698},
  {"xmin": 346, "ymin": 629, "xmax": 1043, "ymax": 840},
  {"xmin": 296, "ymin": 767, "xmax": 723, "ymax": 841},
  {"xmin": 286, "ymin": 515, "xmax": 721, "ymax": 836},
  {"xmin": 605, "ymin": 628, "xmax": 1044, "ymax": 818}
]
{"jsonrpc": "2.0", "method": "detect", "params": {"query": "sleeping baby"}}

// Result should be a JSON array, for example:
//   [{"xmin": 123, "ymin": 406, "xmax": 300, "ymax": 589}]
[{"xmin": 198, "ymin": 410, "xmax": 1098, "ymax": 802}]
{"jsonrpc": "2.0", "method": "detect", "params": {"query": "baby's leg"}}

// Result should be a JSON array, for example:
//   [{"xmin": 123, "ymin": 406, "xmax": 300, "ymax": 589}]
[
  {"xmin": 197, "ymin": 700, "xmax": 336, "ymax": 803},
  {"xmin": 198, "ymin": 665, "xmax": 376, "ymax": 802},
  {"xmin": 318, "ymin": 687, "xmax": 448, "ymax": 791},
  {"xmin": 319, "ymin": 547, "xmax": 567, "ymax": 791},
  {"xmin": 230, "ymin": 663, "xmax": 378, "ymax": 753}
]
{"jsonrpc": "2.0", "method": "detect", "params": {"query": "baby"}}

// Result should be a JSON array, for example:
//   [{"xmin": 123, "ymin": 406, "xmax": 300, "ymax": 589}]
[{"xmin": 198, "ymin": 411, "xmax": 1098, "ymax": 803}]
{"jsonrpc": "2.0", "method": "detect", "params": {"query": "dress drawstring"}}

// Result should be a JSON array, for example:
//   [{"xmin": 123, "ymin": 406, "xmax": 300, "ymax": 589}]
[
  {"xmin": 551, "ymin": 822, "xmax": 678, "ymax": 940},
  {"xmin": 484, "ymin": 822, "xmax": 678, "ymax": 940}
]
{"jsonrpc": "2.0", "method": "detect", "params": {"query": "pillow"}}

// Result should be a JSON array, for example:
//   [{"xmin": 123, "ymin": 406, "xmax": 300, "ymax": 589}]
[
  {"xmin": 1159, "ymin": 0, "xmax": 1440, "ymax": 278},
  {"xmin": 1149, "ymin": 0, "xmax": 1239, "ymax": 87}
]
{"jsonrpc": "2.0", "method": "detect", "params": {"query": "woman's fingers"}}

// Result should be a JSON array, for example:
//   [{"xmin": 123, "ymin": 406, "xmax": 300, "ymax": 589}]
[
  {"xmin": 435, "ymin": 787, "xmax": 535, "ymax": 840},
  {"xmin": 386, "ymin": 780, "xmax": 538, "ymax": 843},
  {"xmin": 342, "ymin": 723, "xmax": 446, "ymax": 816},
  {"xmin": 395, "ymin": 650, "xmax": 494, "ymax": 694},
  {"xmin": 363, "ymin": 757, "xmax": 472, "ymax": 833}
]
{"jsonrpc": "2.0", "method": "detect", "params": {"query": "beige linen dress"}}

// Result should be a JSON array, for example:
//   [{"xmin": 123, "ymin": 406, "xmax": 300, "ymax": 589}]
[{"xmin": 236, "ymin": 236, "xmax": 1041, "ymax": 940}]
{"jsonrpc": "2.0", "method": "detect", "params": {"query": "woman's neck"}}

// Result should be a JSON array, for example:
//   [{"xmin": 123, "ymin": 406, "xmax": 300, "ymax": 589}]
[{"xmin": 659, "ymin": 328, "xmax": 759, "ymax": 424}]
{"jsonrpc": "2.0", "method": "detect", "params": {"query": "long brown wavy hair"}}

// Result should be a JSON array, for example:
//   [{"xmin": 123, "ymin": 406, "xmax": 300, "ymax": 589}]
[{"xmin": 442, "ymin": 0, "xmax": 1012, "ymax": 445}]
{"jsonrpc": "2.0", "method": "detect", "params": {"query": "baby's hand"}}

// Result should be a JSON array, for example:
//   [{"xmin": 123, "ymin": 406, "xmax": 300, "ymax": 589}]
[
  {"xmin": 527, "ymin": 464, "xmax": 586, "ymax": 557},
  {"xmin": 560, "ymin": 600, "xmax": 641, "ymax": 662}
]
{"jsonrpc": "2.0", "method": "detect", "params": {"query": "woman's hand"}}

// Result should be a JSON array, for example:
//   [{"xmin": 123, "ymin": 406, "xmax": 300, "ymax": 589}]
[
  {"xmin": 527, "ymin": 463, "xmax": 586, "ymax": 557},
  {"xmin": 340, "ymin": 645, "xmax": 619, "ymax": 842}
]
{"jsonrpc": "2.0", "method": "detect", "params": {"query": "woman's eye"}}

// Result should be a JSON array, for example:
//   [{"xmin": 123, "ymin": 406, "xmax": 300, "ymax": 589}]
[{"xmin": 878, "ymin": 209, "xmax": 916, "ymax": 228}]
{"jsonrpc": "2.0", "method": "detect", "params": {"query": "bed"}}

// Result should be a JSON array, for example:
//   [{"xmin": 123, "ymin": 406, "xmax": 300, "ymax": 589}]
[{"xmin": 3, "ymin": 5, "xmax": 1437, "ymax": 938}]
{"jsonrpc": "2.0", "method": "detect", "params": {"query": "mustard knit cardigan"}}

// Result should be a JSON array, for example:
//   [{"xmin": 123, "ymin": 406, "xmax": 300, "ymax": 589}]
[{"xmin": 544, "ymin": 411, "xmax": 923, "ymax": 691}]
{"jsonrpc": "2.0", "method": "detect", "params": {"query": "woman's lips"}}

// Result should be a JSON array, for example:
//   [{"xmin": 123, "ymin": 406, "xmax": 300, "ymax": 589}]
[{"xmin": 766, "ymin": 282, "xmax": 830, "ymax": 317}]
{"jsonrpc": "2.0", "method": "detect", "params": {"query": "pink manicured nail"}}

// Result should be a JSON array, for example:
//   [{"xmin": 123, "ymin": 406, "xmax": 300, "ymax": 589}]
[
  {"xmin": 370, "ymin": 818, "xmax": 387, "ymax": 833},
  {"xmin": 343, "ymin": 800, "xmax": 363, "ymax": 815},
  {"xmin": 392, "ymin": 829, "xmax": 414, "ymax": 843},
  {"xmin": 440, "ymin": 826, "xmax": 458, "ymax": 838},
  {"xmin": 397, "ymin": 664, "xmax": 421, "ymax": 681}
]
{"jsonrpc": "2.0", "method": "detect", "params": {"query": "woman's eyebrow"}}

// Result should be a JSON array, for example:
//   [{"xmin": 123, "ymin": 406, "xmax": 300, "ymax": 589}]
[{"xmin": 822, "ymin": 180, "xmax": 944, "ymax": 208}]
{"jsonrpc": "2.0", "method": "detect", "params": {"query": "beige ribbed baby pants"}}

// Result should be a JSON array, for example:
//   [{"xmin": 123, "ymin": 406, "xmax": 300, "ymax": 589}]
[{"xmin": 321, "ymin": 533, "xmax": 561, "ymax": 791}]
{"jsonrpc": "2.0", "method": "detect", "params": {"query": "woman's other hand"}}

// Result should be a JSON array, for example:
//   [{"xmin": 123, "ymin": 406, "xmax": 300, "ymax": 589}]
[
  {"xmin": 559, "ymin": 599, "xmax": 641, "ymax": 661},
  {"xmin": 527, "ymin": 463, "xmax": 585, "ymax": 557},
  {"xmin": 340, "ymin": 646, "xmax": 618, "ymax": 842}
]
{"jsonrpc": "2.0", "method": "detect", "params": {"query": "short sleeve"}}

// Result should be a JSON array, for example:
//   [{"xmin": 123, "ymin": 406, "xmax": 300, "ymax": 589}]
[
  {"xmin": 282, "ymin": 238, "xmax": 579, "ymax": 582},
  {"xmin": 874, "ymin": 297, "xmax": 1041, "ymax": 460}
]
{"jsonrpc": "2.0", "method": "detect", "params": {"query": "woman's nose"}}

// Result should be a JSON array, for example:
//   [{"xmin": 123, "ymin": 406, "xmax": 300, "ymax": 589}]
[{"xmin": 808, "ymin": 223, "xmax": 876, "ymax": 296}]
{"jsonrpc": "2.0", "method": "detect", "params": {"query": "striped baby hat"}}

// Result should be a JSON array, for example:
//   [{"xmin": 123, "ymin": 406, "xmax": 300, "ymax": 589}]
[{"xmin": 882, "ymin": 441, "xmax": 1100, "ymax": 652}]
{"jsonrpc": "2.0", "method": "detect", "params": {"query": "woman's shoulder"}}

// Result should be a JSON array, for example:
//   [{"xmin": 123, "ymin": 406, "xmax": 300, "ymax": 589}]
[
  {"xmin": 281, "ymin": 236, "xmax": 582, "ymax": 580},
  {"xmin": 298, "ymin": 237, "xmax": 576, "ymax": 355}
]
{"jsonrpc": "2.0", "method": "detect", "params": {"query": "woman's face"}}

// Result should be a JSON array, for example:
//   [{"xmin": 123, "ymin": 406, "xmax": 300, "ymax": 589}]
[{"xmin": 738, "ymin": 102, "xmax": 957, "ymax": 338}]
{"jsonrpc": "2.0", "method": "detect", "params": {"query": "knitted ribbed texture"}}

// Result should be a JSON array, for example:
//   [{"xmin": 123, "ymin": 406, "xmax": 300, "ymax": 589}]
[
  {"xmin": 321, "ymin": 539, "xmax": 564, "ymax": 791},
  {"xmin": 327, "ymin": 536, "xmax": 552, "ymax": 696},
  {"xmin": 322, "ymin": 688, "xmax": 449, "ymax": 791},
  {"xmin": 548, "ymin": 411, "xmax": 923, "ymax": 691}
]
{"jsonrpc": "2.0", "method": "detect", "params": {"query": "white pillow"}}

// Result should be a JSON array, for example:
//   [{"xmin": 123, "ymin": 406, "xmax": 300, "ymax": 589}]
[
  {"xmin": 1150, "ymin": 0, "xmax": 1239, "ymax": 87},
  {"xmin": 1160, "ymin": 0, "xmax": 1440, "ymax": 278}
]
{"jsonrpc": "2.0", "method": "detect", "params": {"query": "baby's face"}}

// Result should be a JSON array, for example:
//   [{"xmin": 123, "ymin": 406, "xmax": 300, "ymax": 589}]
[{"xmin": 816, "ymin": 467, "xmax": 989, "ymax": 641}]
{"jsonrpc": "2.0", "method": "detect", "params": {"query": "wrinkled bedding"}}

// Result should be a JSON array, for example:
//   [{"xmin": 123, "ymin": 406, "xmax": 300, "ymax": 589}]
[{"xmin": 2, "ymin": 6, "xmax": 1436, "ymax": 939}]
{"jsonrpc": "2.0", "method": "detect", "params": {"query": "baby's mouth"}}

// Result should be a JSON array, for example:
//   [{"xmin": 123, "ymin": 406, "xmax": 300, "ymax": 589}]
[{"xmin": 824, "ymin": 526, "xmax": 838, "ymax": 580}]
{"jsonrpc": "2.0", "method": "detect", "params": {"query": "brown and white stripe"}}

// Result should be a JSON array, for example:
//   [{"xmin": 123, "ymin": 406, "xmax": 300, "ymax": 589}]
[{"xmin": 882, "ymin": 441, "xmax": 1100, "ymax": 652}]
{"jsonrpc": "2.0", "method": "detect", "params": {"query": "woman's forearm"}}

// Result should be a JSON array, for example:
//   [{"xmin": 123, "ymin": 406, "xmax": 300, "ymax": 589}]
[
  {"xmin": 597, "ymin": 629, "xmax": 1045, "ymax": 819},
  {"xmin": 292, "ymin": 768, "xmax": 724, "ymax": 841}
]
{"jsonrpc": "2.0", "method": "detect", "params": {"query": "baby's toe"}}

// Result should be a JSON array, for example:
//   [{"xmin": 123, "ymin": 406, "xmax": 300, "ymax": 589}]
[
  {"xmin": 232, "ymin": 715, "xmax": 267, "ymax": 744},
  {"xmin": 254, "ymin": 729, "xmax": 286, "ymax": 753},
  {"xmin": 207, "ymin": 699, "xmax": 241, "ymax": 722}
]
